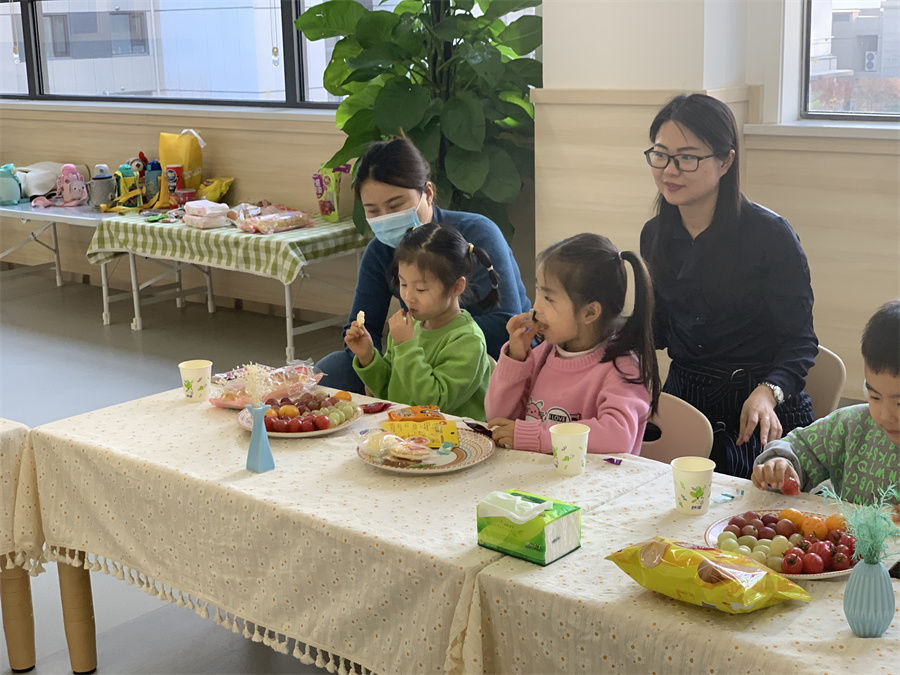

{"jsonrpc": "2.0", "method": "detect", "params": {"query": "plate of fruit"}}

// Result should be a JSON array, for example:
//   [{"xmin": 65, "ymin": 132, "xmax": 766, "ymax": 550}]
[
  {"xmin": 704, "ymin": 508, "xmax": 857, "ymax": 580},
  {"xmin": 237, "ymin": 389, "xmax": 362, "ymax": 437}
]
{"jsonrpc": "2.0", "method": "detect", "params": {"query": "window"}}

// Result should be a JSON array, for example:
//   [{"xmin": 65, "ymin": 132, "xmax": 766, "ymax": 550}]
[
  {"xmin": 804, "ymin": 0, "xmax": 900, "ymax": 119},
  {"xmin": 0, "ymin": 0, "xmax": 28, "ymax": 94}
]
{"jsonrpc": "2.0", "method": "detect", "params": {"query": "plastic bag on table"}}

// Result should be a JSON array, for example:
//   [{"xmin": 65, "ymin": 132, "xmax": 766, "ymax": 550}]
[
  {"xmin": 208, "ymin": 360, "xmax": 323, "ymax": 409},
  {"xmin": 606, "ymin": 537, "xmax": 810, "ymax": 614}
]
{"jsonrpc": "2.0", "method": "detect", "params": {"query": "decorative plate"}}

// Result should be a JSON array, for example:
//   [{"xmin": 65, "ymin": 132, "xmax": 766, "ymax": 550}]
[
  {"xmin": 357, "ymin": 428, "xmax": 494, "ymax": 475},
  {"xmin": 704, "ymin": 510, "xmax": 851, "ymax": 580},
  {"xmin": 237, "ymin": 406, "xmax": 362, "ymax": 438}
]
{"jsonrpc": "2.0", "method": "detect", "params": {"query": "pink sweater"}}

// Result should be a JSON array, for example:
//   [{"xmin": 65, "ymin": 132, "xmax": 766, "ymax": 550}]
[{"xmin": 484, "ymin": 341, "xmax": 650, "ymax": 454}]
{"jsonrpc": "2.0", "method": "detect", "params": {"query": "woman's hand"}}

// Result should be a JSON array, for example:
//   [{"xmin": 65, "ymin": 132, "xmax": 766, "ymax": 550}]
[
  {"xmin": 388, "ymin": 309, "xmax": 415, "ymax": 345},
  {"xmin": 738, "ymin": 385, "xmax": 783, "ymax": 445},
  {"xmin": 505, "ymin": 312, "xmax": 539, "ymax": 361},
  {"xmin": 344, "ymin": 323, "xmax": 375, "ymax": 367},
  {"xmin": 751, "ymin": 458, "xmax": 799, "ymax": 492},
  {"xmin": 488, "ymin": 418, "xmax": 516, "ymax": 448}
]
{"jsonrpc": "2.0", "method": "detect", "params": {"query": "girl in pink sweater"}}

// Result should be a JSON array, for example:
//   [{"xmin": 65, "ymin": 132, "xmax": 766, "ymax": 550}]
[{"xmin": 486, "ymin": 233, "xmax": 660, "ymax": 454}]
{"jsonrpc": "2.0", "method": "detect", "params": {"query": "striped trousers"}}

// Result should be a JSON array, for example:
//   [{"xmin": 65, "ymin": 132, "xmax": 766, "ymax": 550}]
[{"xmin": 664, "ymin": 361, "xmax": 813, "ymax": 479}]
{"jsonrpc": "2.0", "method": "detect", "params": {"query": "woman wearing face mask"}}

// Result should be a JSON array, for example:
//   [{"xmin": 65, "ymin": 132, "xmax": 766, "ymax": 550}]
[
  {"xmin": 640, "ymin": 94, "xmax": 817, "ymax": 479},
  {"xmin": 317, "ymin": 137, "xmax": 531, "ymax": 393}
]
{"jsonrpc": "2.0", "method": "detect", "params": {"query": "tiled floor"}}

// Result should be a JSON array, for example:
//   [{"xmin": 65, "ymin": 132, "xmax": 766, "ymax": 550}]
[{"xmin": 1, "ymin": 270, "xmax": 343, "ymax": 674}]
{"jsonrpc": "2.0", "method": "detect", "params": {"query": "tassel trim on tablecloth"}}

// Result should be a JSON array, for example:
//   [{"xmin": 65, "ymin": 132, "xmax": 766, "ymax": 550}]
[
  {"xmin": 4, "ymin": 549, "xmax": 46, "ymax": 575},
  {"xmin": 42, "ymin": 546, "xmax": 375, "ymax": 674}
]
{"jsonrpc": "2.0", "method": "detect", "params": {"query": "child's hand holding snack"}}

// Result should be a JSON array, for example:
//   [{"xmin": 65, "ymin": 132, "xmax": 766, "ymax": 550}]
[
  {"xmin": 505, "ymin": 312, "xmax": 540, "ymax": 361},
  {"xmin": 751, "ymin": 457, "xmax": 801, "ymax": 493},
  {"xmin": 488, "ymin": 417, "xmax": 516, "ymax": 448},
  {"xmin": 345, "ymin": 313, "xmax": 375, "ymax": 367},
  {"xmin": 388, "ymin": 309, "xmax": 415, "ymax": 345}
]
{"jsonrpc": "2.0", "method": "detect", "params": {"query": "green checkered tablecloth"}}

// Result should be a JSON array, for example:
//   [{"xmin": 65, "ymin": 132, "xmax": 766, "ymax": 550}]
[{"xmin": 86, "ymin": 213, "xmax": 370, "ymax": 285}]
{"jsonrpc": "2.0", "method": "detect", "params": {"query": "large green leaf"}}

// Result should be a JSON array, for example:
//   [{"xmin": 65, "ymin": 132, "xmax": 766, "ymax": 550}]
[
  {"xmin": 505, "ymin": 57, "xmax": 542, "ymax": 88},
  {"xmin": 327, "ymin": 131, "xmax": 382, "ymax": 169},
  {"xmin": 335, "ymin": 78, "xmax": 385, "ymax": 129},
  {"xmin": 295, "ymin": 0, "xmax": 369, "ymax": 41},
  {"xmin": 392, "ymin": 13, "xmax": 427, "ymax": 58},
  {"xmin": 445, "ymin": 145, "xmax": 490, "ymax": 194},
  {"xmin": 342, "ymin": 67, "xmax": 389, "ymax": 86},
  {"xmin": 348, "ymin": 42, "xmax": 410, "ymax": 71},
  {"xmin": 433, "ymin": 16, "xmax": 479, "ymax": 42},
  {"xmin": 481, "ymin": 0, "xmax": 542, "ymax": 21},
  {"xmin": 498, "ymin": 89, "xmax": 534, "ymax": 118},
  {"xmin": 480, "ymin": 144, "xmax": 521, "ymax": 203},
  {"xmin": 440, "ymin": 93, "xmax": 486, "ymax": 152},
  {"xmin": 356, "ymin": 11, "xmax": 401, "ymax": 49},
  {"xmin": 322, "ymin": 37, "xmax": 363, "ymax": 96},
  {"xmin": 498, "ymin": 15, "xmax": 542, "ymax": 56},
  {"xmin": 373, "ymin": 78, "xmax": 429, "ymax": 134},
  {"xmin": 408, "ymin": 119, "xmax": 442, "ymax": 163},
  {"xmin": 392, "ymin": 0, "xmax": 422, "ymax": 15},
  {"xmin": 455, "ymin": 0, "xmax": 475, "ymax": 11},
  {"xmin": 458, "ymin": 42, "xmax": 504, "ymax": 87}
]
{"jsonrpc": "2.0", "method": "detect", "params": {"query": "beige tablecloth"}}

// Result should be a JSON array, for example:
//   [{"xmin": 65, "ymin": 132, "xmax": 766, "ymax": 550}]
[
  {"xmin": 0, "ymin": 418, "xmax": 33, "ymax": 566},
  {"xmin": 15, "ymin": 389, "xmax": 669, "ymax": 674},
  {"xmin": 463, "ymin": 472, "xmax": 900, "ymax": 674}
]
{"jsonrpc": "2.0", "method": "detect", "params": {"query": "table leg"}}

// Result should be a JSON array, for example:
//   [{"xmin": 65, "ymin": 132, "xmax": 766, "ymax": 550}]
[
  {"xmin": 0, "ymin": 566, "xmax": 35, "ymax": 672},
  {"xmin": 128, "ymin": 253, "xmax": 143, "ymax": 331},
  {"xmin": 284, "ymin": 282, "xmax": 295, "ymax": 362},
  {"xmin": 100, "ymin": 263, "xmax": 110, "ymax": 326},
  {"xmin": 57, "ymin": 553, "xmax": 97, "ymax": 675},
  {"xmin": 175, "ymin": 265, "xmax": 184, "ymax": 309},
  {"xmin": 205, "ymin": 266, "xmax": 215, "ymax": 314},
  {"xmin": 50, "ymin": 222, "xmax": 63, "ymax": 287}
]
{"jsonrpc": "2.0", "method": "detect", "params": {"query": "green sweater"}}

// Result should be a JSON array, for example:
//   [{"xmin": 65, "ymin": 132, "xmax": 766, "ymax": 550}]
[
  {"xmin": 754, "ymin": 404, "xmax": 899, "ymax": 505},
  {"xmin": 352, "ymin": 310, "xmax": 492, "ymax": 420}
]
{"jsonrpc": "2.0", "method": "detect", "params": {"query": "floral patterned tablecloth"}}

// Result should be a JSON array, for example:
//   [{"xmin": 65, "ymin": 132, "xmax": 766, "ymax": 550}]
[
  {"xmin": 462, "ymin": 471, "xmax": 900, "ymax": 674},
  {"xmin": 0, "ymin": 418, "xmax": 30, "ymax": 563},
  {"xmin": 14, "ymin": 389, "xmax": 669, "ymax": 674}
]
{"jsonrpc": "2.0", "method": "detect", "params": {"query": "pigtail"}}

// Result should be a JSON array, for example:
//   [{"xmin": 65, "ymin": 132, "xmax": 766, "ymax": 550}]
[
  {"xmin": 470, "ymin": 244, "xmax": 500, "ymax": 309},
  {"xmin": 615, "ymin": 251, "xmax": 660, "ymax": 414}
]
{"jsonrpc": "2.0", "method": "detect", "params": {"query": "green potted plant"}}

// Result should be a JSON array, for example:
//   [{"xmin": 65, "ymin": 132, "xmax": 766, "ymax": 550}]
[{"xmin": 296, "ymin": 0, "xmax": 542, "ymax": 237}]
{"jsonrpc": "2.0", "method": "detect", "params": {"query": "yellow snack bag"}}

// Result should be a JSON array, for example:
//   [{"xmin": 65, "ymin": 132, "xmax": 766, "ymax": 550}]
[
  {"xmin": 606, "ymin": 537, "xmax": 810, "ymax": 614},
  {"xmin": 387, "ymin": 405, "xmax": 444, "ymax": 422},
  {"xmin": 381, "ymin": 420, "xmax": 458, "ymax": 448}
]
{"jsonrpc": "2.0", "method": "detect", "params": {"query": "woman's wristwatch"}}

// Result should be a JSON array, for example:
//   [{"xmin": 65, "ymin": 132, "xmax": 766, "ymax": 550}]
[{"xmin": 759, "ymin": 381, "xmax": 785, "ymax": 406}]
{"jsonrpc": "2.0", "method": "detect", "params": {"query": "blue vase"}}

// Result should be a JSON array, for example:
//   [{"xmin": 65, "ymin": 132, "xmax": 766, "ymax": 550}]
[
  {"xmin": 245, "ymin": 404, "xmax": 275, "ymax": 473},
  {"xmin": 843, "ymin": 560, "xmax": 895, "ymax": 637}
]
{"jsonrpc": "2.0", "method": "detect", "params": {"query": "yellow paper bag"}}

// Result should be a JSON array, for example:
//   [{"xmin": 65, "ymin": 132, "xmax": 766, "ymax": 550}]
[{"xmin": 157, "ymin": 128, "xmax": 205, "ymax": 208}]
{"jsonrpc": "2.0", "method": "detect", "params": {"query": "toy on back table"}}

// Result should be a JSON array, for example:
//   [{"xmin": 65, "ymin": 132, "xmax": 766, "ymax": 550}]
[{"xmin": 30, "ymin": 163, "xmax": 88, "ymax": 207}]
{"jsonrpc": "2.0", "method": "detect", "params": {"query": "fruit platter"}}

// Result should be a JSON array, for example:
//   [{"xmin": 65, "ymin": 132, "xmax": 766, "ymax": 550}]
[
  {"xmin": 237, "ymin": 388, "xmax": 361, "ymax": 437},
  {"xmin": 704, "ymin": 508, "xmax": 857, "ymax": 580}
]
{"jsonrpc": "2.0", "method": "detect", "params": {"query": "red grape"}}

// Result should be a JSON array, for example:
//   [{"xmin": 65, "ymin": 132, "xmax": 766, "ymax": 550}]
[
  {"xmin": 740, "ymin": 525, "xmax": 759, "ymax": 538},
  {"xmin": 761, "ymin": 513, "xmax": 780, "ymax": 526},
  {"xmin": 774, "ymin": 519, "xmax": 798, "ymax": 537},
  {"xmin": 742, "ymin": 511, "xmax": 761, "ymax": 522},
  {"xmin": 729, "ymin": 516, "xmax": 748, "ymax": 530},
  {"xmin": 757, "ymin": 526, "xmax": 777, "ymax": 540},
  {"xmin": 749, "ymin": 518, "xmax": 765, "ymax": 531},
  {"xmin": 724, "ymin": 524, "xmax": 742, "ymax": 537}
]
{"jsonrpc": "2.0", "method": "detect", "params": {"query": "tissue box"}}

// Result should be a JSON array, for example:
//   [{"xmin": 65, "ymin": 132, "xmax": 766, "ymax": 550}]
[{"xmin": 477, "ymin": 490, "xmax": 581, "ymax": 565}]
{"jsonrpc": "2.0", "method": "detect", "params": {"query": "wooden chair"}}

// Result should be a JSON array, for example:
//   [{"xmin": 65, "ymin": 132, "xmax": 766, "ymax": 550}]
[
  {"xmin": 804, "ymin": 345, "xmax": 847, "ymax": 420},
  {"xmin": 641, "ymin": 393, "xmax": 714, "ymax": 463}
]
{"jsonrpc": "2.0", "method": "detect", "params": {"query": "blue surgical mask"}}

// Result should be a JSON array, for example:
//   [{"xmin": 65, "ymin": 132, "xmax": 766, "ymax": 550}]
[{"xmin": 367, "ymin": 206, "xmax": 422, "ymax": 248}]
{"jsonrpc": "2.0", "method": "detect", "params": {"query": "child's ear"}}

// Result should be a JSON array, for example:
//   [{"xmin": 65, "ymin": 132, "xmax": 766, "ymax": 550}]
[
  {"xmin": 581, "ymin": 301, "xmax": 602, "ymax": 325},
  {"xmin": 451, "ymin": 276, "xmax": 466, "ymax": 298}
]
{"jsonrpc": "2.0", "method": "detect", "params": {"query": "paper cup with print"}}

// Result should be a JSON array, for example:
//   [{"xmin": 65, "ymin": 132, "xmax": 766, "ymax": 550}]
[
  {"xmin": 671, "ymin": 456, "xmax": 716, "ymax": 514},
  {"xmin": 550, "ymin": 422, "xmax": 590, "ymax": 476},
  {"xmin": 178, "ymin": 359, "xmax": 212, "ymax": 402}
]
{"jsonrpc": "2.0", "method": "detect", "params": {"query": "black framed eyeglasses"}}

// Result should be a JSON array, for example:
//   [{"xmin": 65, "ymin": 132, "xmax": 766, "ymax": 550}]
[{"xmin": 643, "ymin": 148, "xmax": 717, "ymax": 172}]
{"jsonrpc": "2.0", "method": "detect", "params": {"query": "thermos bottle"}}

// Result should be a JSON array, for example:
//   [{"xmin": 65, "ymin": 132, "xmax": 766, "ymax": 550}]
[
  {"xmin": 144, "ymin": 160, "xmax": 162, "ymax": 203},
  {"xmin": 115, "ymin": 164, "xmax": 143, "ymax": 209},
  {"xmin": 88, "ymin": 164, "xmax": 116, "ymax": 208}
]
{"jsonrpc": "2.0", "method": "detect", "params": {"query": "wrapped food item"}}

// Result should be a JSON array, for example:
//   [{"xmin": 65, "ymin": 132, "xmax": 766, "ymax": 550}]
[
  {"xmin": 381, "ymin": 420, "xmax": 458, "ymax": 448},
  {"xmin": 237, "ymin": 211, "xmax": 313, "ymax": 234},
  {"xmin": 184, "ymin": 199, "xmax": 229, "ymax": 217},
  {"xmin": 196, "ymin": 176, "xmax": 234, "ymax": 202},
  {"xmin": 208, "ymin": 360, "xmax": 322, "ymax": 409},
  {"xmin": 357, "ymin": 429, "xmax": 431, "ymax": 462},
  {"xmin": 312, "ymin": 163, "xmax": 351, "ymax": 222},
  {"xmin": 387, "ymin": 405, "xmax": 445, "ymax": 422},
  {"xmin": 183, "ymin": 213, "xmax": 230, "ymax": 229},
  {"xmin": 606, "ymin": 537, "xmax": 810, "ymax": 614},
  {"xmin": 227, "ymin": 202, "xmax": 261, "ymax": 221}
]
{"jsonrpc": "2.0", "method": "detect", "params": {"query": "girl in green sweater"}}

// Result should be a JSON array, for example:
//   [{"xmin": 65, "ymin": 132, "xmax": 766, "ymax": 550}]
[{"xmin": 344, "ymin": 223, "xmax": 499, "ymax": 419}]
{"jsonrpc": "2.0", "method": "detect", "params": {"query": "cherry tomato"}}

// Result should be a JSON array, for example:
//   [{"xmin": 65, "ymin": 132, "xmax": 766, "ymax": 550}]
[
  {"xmin": 838, "ymin": 533, "xmax": 856, "ymax": 554},
  {"xmin": 781, "ymin": 476, "xmax": 800, "ymax": 496},
  {"xmin": 299, "ymin": 418, "xmax": 315, "ymax": 433},
  {"xmin": 832, "ymin": 552, "xmax": 851, "ymax": 571},
  {"xmin": 264, "ymin": 416, "xmax": 277, "ymax": 431},
  {"xmin": 782, "ymin": 552, "xmax": 804, "ymax": 574},
  {"xmin": 826, "ymin": 529, "xmax": 844, "ymax": 545},
  {"xmin": 313, "ymin": 414, "xmax": 331, "ymax": 430},
  {"xmin": 286, "ymin": 417, "xmax": 303, "ymax": 433},
  {"xmin": 836, "ymin": 544, "xmax": 852, "ymax": 558},
  {"xmin": 270, "ymin": 417, "xmax": 289, "ymax": 433},
  {"xmin": 802, "ymin": 552, "xmax": 825, "ymax": 574},
  {"xmin": 808, "ymin": 541, "xmax": 834, "ymax": 570}
]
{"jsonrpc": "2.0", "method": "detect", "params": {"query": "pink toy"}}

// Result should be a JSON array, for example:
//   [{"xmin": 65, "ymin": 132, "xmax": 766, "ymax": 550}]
[{"xmin": 31, "ymin": 163, "xmax": 88, "ymax": 208}]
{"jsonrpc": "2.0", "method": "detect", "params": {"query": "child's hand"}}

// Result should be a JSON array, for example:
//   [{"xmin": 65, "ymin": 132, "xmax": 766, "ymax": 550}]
[
  {"xmin": 892, "ymin": 504, "xmax": 900, "ymax": 525},
  {"xmin": 488, "ymin": 418, "xmax": 516, "ymax": 448},
  {"xmin": 388, "ymin": 309, "xmax": 415, "ymax": 345},
  {"xmin": 505, "ymin": 312, "xmax": 539, "ymax": 361},
  {"xmin": 751, "ymin": 458, "xmax": 800, "ymax": 493},
  {"xmin": 344, "ymin": 322, "xmax": 375, "ymax": 367}
]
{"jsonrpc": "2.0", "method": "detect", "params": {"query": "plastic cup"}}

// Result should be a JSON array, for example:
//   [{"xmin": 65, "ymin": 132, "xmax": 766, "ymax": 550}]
[
  {"xmin": 178, "ymin": 359, "xmax": 212, "ymax": 402},
  {"xmin": 550, "ymin": 422, "xmax": 590, "ymax": 476},
  {"xmin": 671, "ymin": 456, "xmax": 716, "ymax": 514}
]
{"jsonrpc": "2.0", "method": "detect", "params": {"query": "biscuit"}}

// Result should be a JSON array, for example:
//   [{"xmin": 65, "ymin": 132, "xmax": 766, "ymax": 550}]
[
  {"xmin": 389, "ymin": 443, "xmax": 432, "ymax": 461},
  {"xmin": 356, "ymin": 310, "xmax": 365, "ymax": 327}
]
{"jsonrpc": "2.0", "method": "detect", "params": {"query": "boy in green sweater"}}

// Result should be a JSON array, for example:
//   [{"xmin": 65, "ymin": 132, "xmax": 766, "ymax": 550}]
[
  {"xmin": 344, "ymin": 224, "xmax": 497, "ymax": 420},
  {"xmin": 752, "ymin": 300, "xmax": 900, "ymax": 521}
]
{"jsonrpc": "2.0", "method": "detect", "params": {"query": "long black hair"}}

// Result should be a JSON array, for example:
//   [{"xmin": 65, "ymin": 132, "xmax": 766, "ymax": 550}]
[
  {"xmin": 538, "ymin": 233, "xmax": 660, "ymax": 413},
  {"xmin": 353, "ymin": 138, "xmax": 429, "ymax": 197},
  {"xmin": 646, "ymin": 94, "xmax": 745, "ymax": 295},
  {"xmin": 391, "ymin": 223, "xmax": 500, "ymax": 310}
]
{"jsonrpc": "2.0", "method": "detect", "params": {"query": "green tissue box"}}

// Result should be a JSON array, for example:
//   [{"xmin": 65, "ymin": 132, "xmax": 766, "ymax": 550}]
[{"xmin": 477, "ymin": 490, "xmax": 581, "ymax": 565}]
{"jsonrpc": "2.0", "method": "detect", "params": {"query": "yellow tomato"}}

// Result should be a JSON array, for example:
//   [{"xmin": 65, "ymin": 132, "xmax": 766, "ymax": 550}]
[
  {"xmin": 265, "ymin": 408, "xmax": 278, "ymax": 418},
  {"xmin": 778, "ymin": 507, "xmax": 805, "ymax": 527},
  {"xmin": 825, "ymin": 513, "xmax": 847, "ymax": 532},
  {"xmin": 335, "ymin": 390, "xmax": 353, "ymax": 401},
  {"xmin": 278, "ymin": 404, "xmax": 300, "ymax": 418},
  {"xmin": 802, "ymin": 516, "xmax": 828, "ymax": 539}
]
